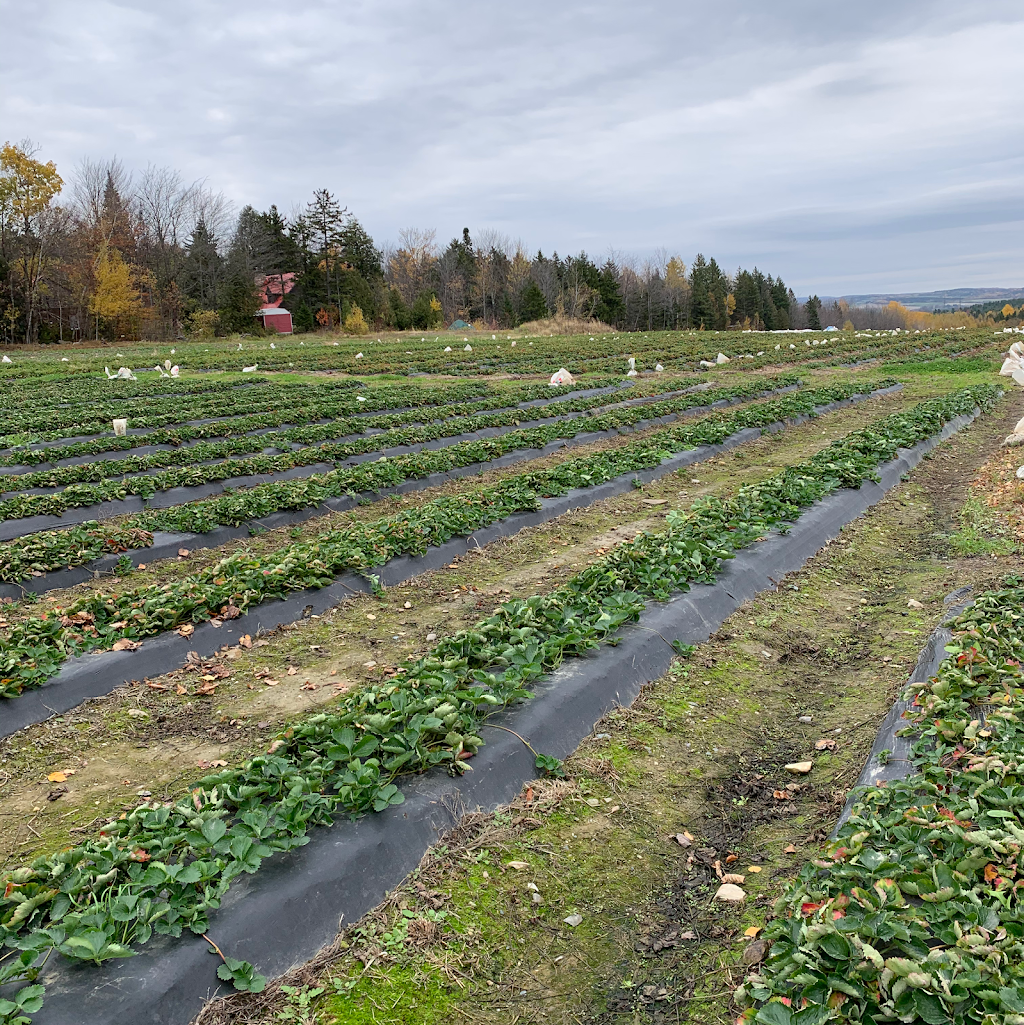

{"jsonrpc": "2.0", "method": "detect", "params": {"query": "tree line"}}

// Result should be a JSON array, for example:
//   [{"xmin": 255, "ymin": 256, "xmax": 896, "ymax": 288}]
[{"xmin": 1, "ymin": 142, "xmax": 826, "ymax": 343}]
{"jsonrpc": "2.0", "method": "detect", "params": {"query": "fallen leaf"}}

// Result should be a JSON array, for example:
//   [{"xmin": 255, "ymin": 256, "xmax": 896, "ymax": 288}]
[
  {"xmin": 641, "ymin": 498, "xmax": 668, "ymax": 506},
  {"xmin": 112, "ymin": 638, "xmax": 141, "ymax": 651},
  {"xmin": 287, "ymin": 666, "xmax": 297, "ymax": 676},
  {"xmin": 525, "ymin": 786, "xmax": 534, "ymax": 804},
  {"xmin": 109, "ymin": 620, "xmax": 127, "ymax": 629},
  {"xmin": 221, "ymin": 604, "xmax": 242, "ymax": 620},
  {"xmin": 131, "ymin": 848, "xmax": 151, "ymax": 862},
  {"xmin": 747, "ymin": 865, "xmax": 762, "ymax": 874},
  {"xmin": 267, "ymin": 740, "xmax": 285, "ymax": 754},
  {"xmin": 175, "ymin": 683, "xmax": 189, "ymax": 695},
  {"xmin": 678, "ymin": 930, "xmax": 696, "ymax": 940},
  {"xmin": 300, "ymin": 681, "xmax": 317, "ymax": 690},
  {"xmin": 363, "ymin": 661, "xmax": 377, "ymax": 668},
  {"xmin": 815, "ymin": 739, "xmax": 837, "ymax": 751},
  {"xmin": 674, "ymin": 833, "xmax": 692, "ymax": 847},
  {"xmin": 725, "ymin": 853, "xmax": 739, "ymax": 863},
  {"xmin": 145, "ymin": 680, "xmax": 168, "ymax": 691},
  {"xmin": 744, "ymin": 926, "xmax": 762, "ymax": 937},
  {"xmin": 176, "ymin": 624, "xmax": 195, "ymax": 639},
  {"xmin": 178, "ymin": 548, "xmax": 190, "ymax": 558},
  {"xmin": 985, "ymin": 863, "xmax": 1001, "ymax": 883},
  {"xmin": 506, "ymin": 861, "xmax": 529, "ymax": 870},
  {"xmin": 722, "ymin": 873, "xmax": 746, "ymax": 884},
  {"xmin": 239, "ymin": 634, "xmax": 253, "ymax": 649},
  {"xmin": 264, "ymin": 679, "xmax": 279, "ymax": 687},
  {"xmin": 366, "ymin": 613, "xmax": 377, "ymax": 621},
  {"xmin": 784, "ymin": 844, "xmax": 798, "ymax": 854},
  {"xmin": 225, "ymin": 647, "xmax": 242, "ymax": 660},
  {"xmin": 47, "ymin": 772, "xmax": 67, "ymax": 783},
  {"xmin": 714, "ymin": 883, "xmax": 745, "ymax": 903}
]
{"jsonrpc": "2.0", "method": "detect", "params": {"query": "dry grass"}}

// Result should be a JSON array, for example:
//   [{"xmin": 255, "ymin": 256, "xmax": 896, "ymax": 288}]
[{"xmin": 513, "ymin": 317, "xmax": 616, "ymax": 337}]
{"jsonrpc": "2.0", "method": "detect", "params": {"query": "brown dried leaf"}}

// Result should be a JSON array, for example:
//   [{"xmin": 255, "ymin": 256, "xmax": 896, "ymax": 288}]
[{"xmin": 112, "ymin": 638, "xmax": 141, "ymax": 651}]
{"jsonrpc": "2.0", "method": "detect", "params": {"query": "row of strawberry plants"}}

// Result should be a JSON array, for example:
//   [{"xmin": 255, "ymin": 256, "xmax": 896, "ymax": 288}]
[
  {"xmin": 0, "ymin": 378, "xmax": 874, "ymax": 680},
  {"xmin": 0, "ymin": 376, "xmax": 662, "ymax": 470},
  {"xmin": 737, "ymin": 578, "xmax": 1024, "ymax": 1025},
  {"xmin": 0, "ymin": 375, "xmax": 762, "ymax": 489},
  {"xmin": 0, "ymin": 375, "xmax": 803, "ymax": 523},
  {"xmin": 0, "ymin": 372, "xmax": 279, "ymax": 412},
  {"xmin": 0, "ymin": 376, "xmax": 814, "ymax": 585},
  {"xmin": 2, "ymin": 376, "xmax": 499, "ymax": 442},
  {"xmin": 0, "ymin": 385, "xmax": 996, "ymax": 1023}
]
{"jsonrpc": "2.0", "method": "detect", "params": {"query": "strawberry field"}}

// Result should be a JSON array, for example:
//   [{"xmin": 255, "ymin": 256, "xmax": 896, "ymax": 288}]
[{"xmin": 0, "ymin": 325, "xmax": 1019, "ymax": 1025}]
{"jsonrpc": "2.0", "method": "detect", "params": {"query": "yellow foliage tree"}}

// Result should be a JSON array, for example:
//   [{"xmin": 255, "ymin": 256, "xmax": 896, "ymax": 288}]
[
  {"xmin": 1003, "ymin": 304, "xmax": 1017, "ymax": 320},
  {"xmin": 0, "ymin": 142, "xmax": 63, "ymax": 342},
  {"xmin": 89, "ymin": 241, "xmax": 141, "ymax": 337},
  {"xmin": 343, "ymin": 305, "xmax": 369, "ymax": 335}
]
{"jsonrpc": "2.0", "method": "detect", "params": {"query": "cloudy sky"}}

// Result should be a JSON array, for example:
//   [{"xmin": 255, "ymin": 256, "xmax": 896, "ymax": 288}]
[{"xmin": 2, "ymin": 0, "xmax": 1022, "ymax": 295}]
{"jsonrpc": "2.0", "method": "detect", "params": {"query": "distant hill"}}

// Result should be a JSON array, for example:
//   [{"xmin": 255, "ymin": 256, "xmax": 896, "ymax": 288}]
[{"xmin": 828, "ymin": 287, "xmax": 1024, "ymax": 311}]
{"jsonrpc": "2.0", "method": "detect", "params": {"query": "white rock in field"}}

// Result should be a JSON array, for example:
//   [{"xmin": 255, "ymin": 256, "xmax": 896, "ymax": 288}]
[
  {"xmin": 775, "ymin": 344, "xmax": 781, "ymax": 350},
  {"xmin": 655, "ymin": 364, "xmax": 664, "ymax": 372},
  {"xmin": 112, "ymin": 418, "xmax": 128, "ymax": 436},
  {"xmin": 1017, "ymin": 466, "xmax": 1024, "ymax": 480},
  {"xmin": 1, "ymin": 355, "xmax": 11, "ymax": 363},
  {"xmin": 716, "ymin": 352, "xmax": 730, "ymax": 364},
  {"xmin": 355, "ymin": 352, "xmax": 363, "ymax": 358},
  {"xmin": 785, "ymin": 761, "xmax": 813, "ymax": 774},
  {"xmin": 549, "ymin": 368, "xmax": 575, "ymax": 386},
  {"xmin": 789, "ymin": 344, "xmax": 796, "ymax": 349},
  {"xmin": 464, "ymin": 344, "xmax": 473, "ymax": 352},
  {"xmin": 714, "ymin": 883, "xmax": 746, "ymax": 903},
  {"xmin": 242, "ymin": 364, "xmax": 258, "ymax": 373},
  {"xmin": 443, "ymin": 346, "xmax": 452, "ymax": 352}
]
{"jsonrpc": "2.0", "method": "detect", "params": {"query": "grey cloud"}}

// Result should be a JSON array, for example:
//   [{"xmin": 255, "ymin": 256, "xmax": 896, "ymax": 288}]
[{"xmin": 1, "ymin": 0, "xmax": 1021, "ymax": 293}]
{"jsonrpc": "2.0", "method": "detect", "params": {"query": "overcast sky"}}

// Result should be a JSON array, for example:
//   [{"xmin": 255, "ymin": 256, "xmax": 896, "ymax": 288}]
[{"xmin": 2, "ymin": 0, "xmax": 1022, "ymax": 295}]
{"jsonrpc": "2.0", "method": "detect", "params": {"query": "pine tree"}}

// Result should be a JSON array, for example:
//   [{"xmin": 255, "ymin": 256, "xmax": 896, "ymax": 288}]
[
  {"xmin": 181, "ymin": 218, "xmax": 222, "ymax": 309},
  {"xmin": 805, "ymin": 294, "xmax": 822, "ymax": 330}
]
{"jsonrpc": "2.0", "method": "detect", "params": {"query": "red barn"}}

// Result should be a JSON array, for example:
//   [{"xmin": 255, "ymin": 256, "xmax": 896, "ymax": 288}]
[
  {"xmin": 255, "ymin": 273, "xmax": 296, "ymax": 333},
  {"xmin": 257, "ymin": 307, "xmax": 293, "ymax": 333}
]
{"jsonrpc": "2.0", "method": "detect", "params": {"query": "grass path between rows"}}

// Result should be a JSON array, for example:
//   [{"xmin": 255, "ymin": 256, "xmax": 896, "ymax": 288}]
[{"xmin": 174, "ymin": 380, "xmax": 1024, "ymax": 1025}]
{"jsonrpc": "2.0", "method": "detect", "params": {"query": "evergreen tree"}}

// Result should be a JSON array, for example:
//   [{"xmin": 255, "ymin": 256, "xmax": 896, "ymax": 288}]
[
  {"xmin": 805, "ymin": 294, "xmax": 822, "ymax": 330},
  {"xmin": 339, "ymin": 216, "xmax": 383, "ymax": 280},
  {"xmin": 519, "ymin": 279, "xmax": 548, "ymax": 322},
  {"xmin": 388, "ymin": 287, "xmax": 412, "ymax": 329},
  {"xmin": 180, "ymin": 218, "xmax": 222, "ymax": 309}
]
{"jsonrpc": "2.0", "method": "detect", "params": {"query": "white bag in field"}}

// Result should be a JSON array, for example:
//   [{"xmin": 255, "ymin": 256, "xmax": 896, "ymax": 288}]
[
  {"xmin": 549, "ymin": 368, "xmax": 575, "ymax": 386},
  {"xmin": 242, "ymin": 364, "xmax": 258, "ymax": 373},
  {"xmin": 112, "ymin": 419, "xmax": 128, "ymax": 436},
  {"xmin": 716, "ymin": 352, "xmax": 730, "ymax": 364}
]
